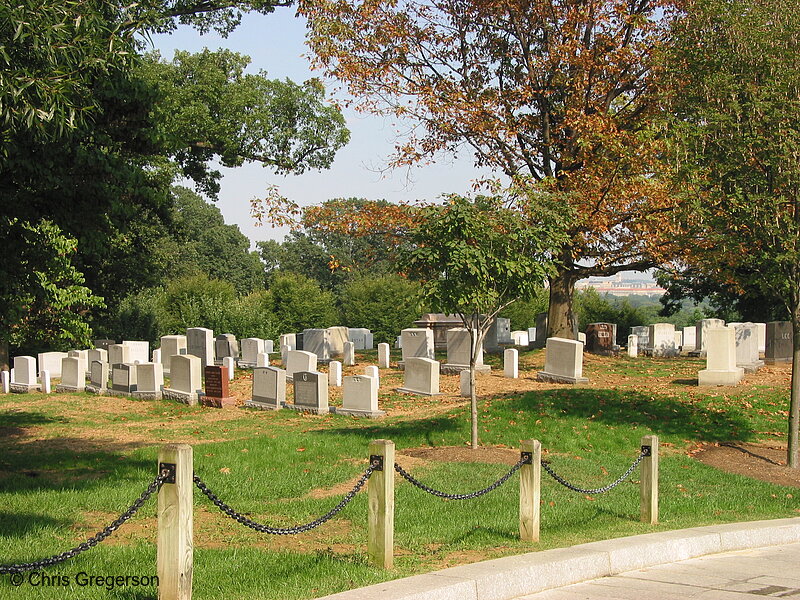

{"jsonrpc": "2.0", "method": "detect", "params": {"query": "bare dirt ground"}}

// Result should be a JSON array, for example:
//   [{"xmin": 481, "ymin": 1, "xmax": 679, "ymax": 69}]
[{"xmin": 692, "ymin": 442, "xmax": 800, "ymax": 488}]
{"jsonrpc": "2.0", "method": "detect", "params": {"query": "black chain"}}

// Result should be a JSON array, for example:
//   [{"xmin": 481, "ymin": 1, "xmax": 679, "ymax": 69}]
[
  {"xmin": 393, "ymin": 458, "xmax": 525, "ymax": 500},
  {"xmin": 541, "ymin": 449, "xmax": 647, "ymax": 495},
  {"xmin": 0, "ymin": 470, "xmax": 168, "ymax": 575},
  {"xmin": 193, "ymin": 462, "xmax": 377, "ymax": 535}
]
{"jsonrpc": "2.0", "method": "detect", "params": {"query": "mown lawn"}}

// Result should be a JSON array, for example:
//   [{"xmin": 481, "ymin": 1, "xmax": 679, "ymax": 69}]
[{"xmin": 0, "ymin": 349, "xmax": 797, "ymax": 599}]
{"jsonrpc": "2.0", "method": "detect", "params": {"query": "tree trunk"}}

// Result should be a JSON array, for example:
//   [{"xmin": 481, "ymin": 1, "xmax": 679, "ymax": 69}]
[
  {"xmin": 789, "ymin": 314, "xmax": 800, "ymax": 468},
  {"xmin": 470, "ymin": 336, "xmax": 479, "ymax": 450},
  {"xmin": 547, "ymin": 267, "xmax": 579, "ymax": 340}
]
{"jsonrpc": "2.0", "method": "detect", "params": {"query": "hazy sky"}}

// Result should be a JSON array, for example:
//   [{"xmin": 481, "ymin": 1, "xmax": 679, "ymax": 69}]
[{"xmin": 149, "ymin": 9, "xmax": 489, "ymax": 246}]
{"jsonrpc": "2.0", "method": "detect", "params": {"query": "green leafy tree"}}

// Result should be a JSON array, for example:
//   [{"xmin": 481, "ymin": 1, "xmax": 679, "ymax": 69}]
[
  {"xmin": 662, "ymin": 0, "xmax": 800, "ymax": 467},
  {"xmin": 340, "ymin": 274, "xmax": 421, "ymax": 343},
  {"xmin": 0, "ymin": 219, "xmax": 104, "ymax": 367},
  {"xmin": 266, "ymin": 272, "xmax": 339, "ymax": 333},
  {"xmin": 401, "ymin": 195, "xmax": 563, "ymax": 449}
]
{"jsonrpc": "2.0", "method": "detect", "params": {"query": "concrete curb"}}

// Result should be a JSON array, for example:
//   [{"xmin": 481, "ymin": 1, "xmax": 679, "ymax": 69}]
[{"xmin": 315, "ymin": 517, "xmax": 800, "ymax": 600}]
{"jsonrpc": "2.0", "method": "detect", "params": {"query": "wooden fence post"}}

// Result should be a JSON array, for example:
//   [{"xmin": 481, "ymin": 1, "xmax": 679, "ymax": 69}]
[
  {"xmin": 158, "ymin": 444, "xmax": 193, "ymax": 600},
  {"xmin": 367, "ymin": 439, "xmax": 395, "ymax": 569},
  {"xmin": 519, "ymin": 439, "xmax": 541, "ymax": 542},
  {"xmin": 640, "ymin": 435, "xmax": 659, "ymax": 525}
]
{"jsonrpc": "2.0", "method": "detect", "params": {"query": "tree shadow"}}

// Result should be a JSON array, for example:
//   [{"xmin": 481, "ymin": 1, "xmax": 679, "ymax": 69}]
[
  {"xmin": 316, "ymin": 416, "xmax": 461, "ymax": 447},
  {"xmin": 505, "ymin": 389, "xmax": 752, "ymax": 442},
  {"xmin": 0, "ymin": 511, "xmax": 73, "ymax": 539}
]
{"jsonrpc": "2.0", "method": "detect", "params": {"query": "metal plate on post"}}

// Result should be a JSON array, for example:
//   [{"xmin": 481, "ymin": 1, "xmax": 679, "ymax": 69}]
[{"xmin": 159, "ymin": 462, "xmax": 176, "ymax": 484}]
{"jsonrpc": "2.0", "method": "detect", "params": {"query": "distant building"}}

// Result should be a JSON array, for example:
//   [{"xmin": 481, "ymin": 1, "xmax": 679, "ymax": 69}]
[{"xmin": 574, "ymin": 273, "xmax": 665, "ymax": 297}]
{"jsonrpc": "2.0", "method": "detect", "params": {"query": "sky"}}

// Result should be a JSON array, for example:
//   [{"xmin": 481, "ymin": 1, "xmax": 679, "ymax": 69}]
[{"xmin": 148, "ymin": 9, "xmax": 489, "ymax": 246}]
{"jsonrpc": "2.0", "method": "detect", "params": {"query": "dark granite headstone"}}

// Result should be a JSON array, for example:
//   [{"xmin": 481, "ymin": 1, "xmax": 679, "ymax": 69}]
[
  {"xmin": 111, "ymin": 363, "xmax": 137, "ymax": 393},
  {"xmin": 201, "ymin": 365, "xmax": 236, "ymax": 408},
  {"xmin": 585, "ymin": 323, "xmax": 616, "ymax": 356},
  {"xmin": 94, "ymin": 339, "xmax": 116, "ymax": 352},
  {"xmin": 765, "ymin": 321, "xmax": 793, "ymax": 364}
]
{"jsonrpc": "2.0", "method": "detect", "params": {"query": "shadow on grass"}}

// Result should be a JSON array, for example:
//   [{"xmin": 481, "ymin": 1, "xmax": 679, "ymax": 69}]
[
  {"xmin": 0, "ymin": 511, "xmax": 73, "ymax": 540},
  {"xmin": 505, "ymin": 389, "xmax": 752, "ymax": 442},
  {"xmin": 317, "ymin": 416, "xmax": 462, "ymax": 447}
]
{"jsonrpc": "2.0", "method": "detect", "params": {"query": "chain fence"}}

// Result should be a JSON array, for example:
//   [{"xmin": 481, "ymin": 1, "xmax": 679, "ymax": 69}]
[
  {"xmin": 541, "ymin": 447, "xmax": 648, "ymax": 495},
  {"xmin": 193, "ymin": 460, "xmax": 378, "ymax": 535},
  {"xmin": 394, "ymin": 456, "xmax": 526, "ymax": 500},
  {"xmin": 0, "ymin": 469, "xmax": 169, "ymax": 575}
]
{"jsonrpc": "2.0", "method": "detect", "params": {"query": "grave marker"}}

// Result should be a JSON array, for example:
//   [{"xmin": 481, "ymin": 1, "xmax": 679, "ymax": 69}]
[
  {"xmin": 186, "ymin": 327, "xmax": 214, "ymax": 369},
  {"xmin": 733, "ymin": 323, "xmax": 763, "ymax": 373},
  {"xmin": 504, "ymin": 348, "xmax": 518, "ymax": 378},
  {"xmin": 698, "ymin": 327, "xmax": 744, "ymax": 386},
  {"xmin": 537, "ymin": 338, "xmax": 589, "ymax": 384},
  {"xmin": 396, "ymin": 357, "xmax": 441, "ymax": 396},
  {"xmin": 377, "ymin": 343, "xmax": 390, "ymax": 369},
  {"xmin": 163, "ymin": 355, "xmax": 202, "ymax": 405},
  {"xmin": 239, "ymin": 338, "xmax": 266, "ymax": 368},
  {"xmin": 329, "ymin": 361, "xmax": 342, "ymax": 387},
  {"xmin": 285, "ymin": 350, "xmax": 317, "ymax": 382},
  {"xmin": 585, "ymin": 323, "xmax": 615, "ymax": 356},
  {"xmin": 443, "ymin": 328, "xmax": 490, "ymax": 374},
  {"xmin": 159, "ymin": 335, "xmax": 187, "ymax": 374},
  {"xmin": 696, "ymin": 319, "xmax": 725, "ymax": 356},
  {"xmin": 343, "ymin": 341, "xmax": 356, "ymax": 366},
  {"xmin": 134, "ymin": 362, "xmax": 165, "ymax": 400},
  {"xmin": 56, "ymin": 357, "xmax": 85, "ymax": 393},
  {"xmin": 364, "ymin": 365, "xmax": 379, "ymax": 388},
  {"xmin": 327, "ymin": 326, "xmax": 349, "ymax": 356},
  {"xmin": 649, "ymin": 323, "xmax": 677, "ymax": 357},
  {"xmin": 200, "ymin": 365, "xmax": 236, "ymax": 408},
  {"xmin": 246, "ymin": 366, "xmax": 286, "ymax": 410},
  {"xmin": 86, "ymin": 360, "xmax": 109, "ymax": 394},
  {"xmin": 627, "ymin": 334, "xmax": 638, "ymax": 358},
  {"xmin": 41, "ymin": 370, "xmax": 51, "ymax": 394},
  {"xmin": 111, "ymin": 363, "xmax": 138, "ymax": 394},
  {"xmin": 288, "ymin": 371, "xmax": 329, "ymax": 414},
  {"xmin": 400, "ymin": 328, "xmax": 435, "ymax": 365},
  {"xmin": 765, "ymin": 321, "xmax": 793, "ymax": 364},
  {"xmin": 108, "ymin": 344, "xmax": 131, "ymax": 366},
  {"xmin": 10, "ymin": 356, "xmax": 39, "ymax": 392},
  {"xmin": 38, "ymin": 351, "xmax": 68, "ymax": 378},
  {"xmin": 303, "ymin": 329, "xmax": 330, "ymax": 361},
  {"xmin": 336, "ymin": 375, "xmax": 384, "ymax": 418},
  {"xmin": 122, "ymin": 340, "xmax": 150, "ymax": 364}
]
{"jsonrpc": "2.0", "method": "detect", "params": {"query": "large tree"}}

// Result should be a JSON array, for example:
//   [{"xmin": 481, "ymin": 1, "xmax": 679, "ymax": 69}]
[
  {"xmin": 297, "ymin": 0, "xmax": 684, "ymax": 339},
  {"xmin": 660, "ymin": 0, "xmax": 800, "ymax": 467},
  {"xmin": 0, "ymin": 1, "xmax": 349, "ymax": 356}
]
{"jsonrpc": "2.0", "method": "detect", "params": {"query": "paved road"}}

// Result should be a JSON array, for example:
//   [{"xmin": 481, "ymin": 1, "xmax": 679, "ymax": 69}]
[{"xmin": 515, "ymin": 542, "xmax": 800, "ymax": 599}]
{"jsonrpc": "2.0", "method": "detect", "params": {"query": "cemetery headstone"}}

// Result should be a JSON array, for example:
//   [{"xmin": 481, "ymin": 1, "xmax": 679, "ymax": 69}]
[
  {"xmin": 682, "ymin": 327, "xmax": 697, "ymax": 352},
  {"xmin": 329, "ymin": 361, "xmax": 342, "ymax": 387},
  {"xmin": 93, "ymin": 339, "xmax": 116, "ymax": 352},
  {"xmin": 134, "ymin": 362, "xmax": 165, "ymax": 400},
  {"xmin": 484, "ymin": 317, "xmax": 512, "ymax": 352},
  {"xmin": 187, "ymin": 327, "xmax": 214, "ymax": 369},
  {"xmin": 504, "ymin": 348, "xmax": 518, "ymax": 378},
  {"xmin": 108, "ymin": 344, "xmax": 131, "ymax": 366},
  {"xmin": 733, "ymin": 323, "xmax": 763, "ymax": 373},
  {"xmin": 288, "ymin": 371, "xmax": 329, "ymax": 414},
  {"xmin": 295, "ymin": 332, "xmax": 304, "ymax": 351},
  {"xmin": 698, "ymin": 327, "xmax": 744, "ymax": 386},
  {"xmin": 87, "ymin": 348, "xmax": 108, "ymax": 367},
  {"xmin": 246, "ymin": 366, "xmax": 286, "ymax": 410},
  {"xmin": 585, "ymin": 323, "xmax": 615, "ymax": 355},
  {"xmin": 627, "ymin": 334, "xmax": 638, "ymax": 358},
  {"xmin": 67, "ymin": 349, "xmax": 89, "ymax": 374},
  {"xmin": 279, "ymin": 333, "xmax": 296, "ymax": 351},
  {"xmin": 152, "ymin": 349, "xmax": 161, "ymax": 364},
  {"xmin": 530, "ymin": 312, "xmax": 548, "ymax": 349},
  {"xmin": 413, "ymin": 313, "xmax": 464, "ymax": 349},
  {"xmin": 400, "ymin": 328, "xmax": 435, "ymax": 366},
  {"xmin": 348, "ymin": 328, "xmax": 372, "ymax": 350},
  {"xmin": 396, "ymin": 357, "xmax": 441, "ymax": 396},
  {"xmin": 527, "ymin": 327, "xmax": 537, "ymax": 345},
  {"xmin": 327, "ymin": 326, "xmax": 349, "ymax": 356},
  {"xmin": 649, "ymin": 323, "xmax": 677, "ymax": 357},
  {"xmin": 1, "ymin": 371, "xmax": 9, "ymax": 394},
  {"xmin": 674, "ymin": 331, "xmax": 683, "ymax": 350},
  {"xmin": 303, "ymin": 329, "xmax": 330, "ymax": 361},
  {"xmin": 364, "ymin": 365, "xmax": 379, "ymax": 388},
  {"xmin": 511, "ymin": 331, "xmax": 529, "ymax": 346},
  {"xmin": 264, "ymin": 340, "xmax": 275, "ymax": 353},
  {"xmin": 343, "ymin": 341, "xmax": 356, "ymax": 366},
  {"xmin": 10, "ymin": 356, "xmax": 39, "ymax": 392},
  {"xmin": 214, "ymin": 333, "xmax": 239, "ymax": 364},
  {"xmin": 41, "ymin": 370, "xmax": 51, "ymax": 394},
  {"xmin": 443, "ymin": 328, "xmax": 490, "ymax": 374},
  {"xmin": 56, "ymin": 357, "xmax": 85, "ymax": 393},
  {"xmin": 577, "ymin": 332, "xmax": 586, "ymax": 344},
  {"xmin": 239, "ymin": 338, "xmax": 266, "ymax": 368},
  {"xmin": 163, "ymin": 355, "xmax": 202, "ymax": 405},
  {"xmin": 111, "ymin": 363, "xmax": 138, "ymax": 395},
  {"xmin": 756, "ymin": 323, "xmax": 767, "ymax": 355},
  {"xmin": 256, "ymin": 353, "xmax": 270, "ymax": 368},
  {"xmin": 285, "ymin": 350, "xmax": 318, "ymax": 382},
  {"xmin": 200, "ymin": 365, "xmax": 236, "ymax": 408},
  {"xmin": 631, "ymin": 326, "xmax": 650, "ymax": 349},
  {"xmin": 537, "ymin": 338, "xmax": 589, "ymax": 384},
  {"xmin": 37, "ymin": 351, "xmax": 68, "ymax": 378},
  {"xmin": 159, "ymin": 335, "xmax": 187, "ymax": 374},
  {"xmin": 377, "ymin": 343, "xmax": 390, "ymax": 369},
  {"xmin": 86, "ymin": 360, "xmax": 110, "ymax": 394},
  {"xmin": 696, "ymin": 319, "xmax": 725, "ymax": 356},
  {"xmin": 335, "ymin": 375, "xmax": 384, "ymax": 418},
  {"xmin": 223, "ymin": 356, "xmax": 235, "ymax": 380},
  {"xmin": 460, "ymin": 370, "xmax": 471, "ymax": 397},
  {"xmin": 765, "ymin": 321, "xmax": 793, "ymax": 364},
  {"xmin": 122, "ymin": 341, "xmax": 150, "ymax": 364}
]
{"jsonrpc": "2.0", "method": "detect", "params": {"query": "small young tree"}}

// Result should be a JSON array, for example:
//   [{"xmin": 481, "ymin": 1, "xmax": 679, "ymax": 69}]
[{"xmin": 401, "ymin": 195, "xmax": 564, "ymax": 449}]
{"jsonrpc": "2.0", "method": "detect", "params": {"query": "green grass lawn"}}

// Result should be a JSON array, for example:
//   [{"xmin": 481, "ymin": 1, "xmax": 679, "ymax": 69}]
[{"xmin": 0, "ymin": 350, "xmax": 797, "ymax": 599}]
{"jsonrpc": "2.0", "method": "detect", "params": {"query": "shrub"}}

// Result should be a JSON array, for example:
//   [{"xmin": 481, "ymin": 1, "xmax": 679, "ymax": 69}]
[{"xmin": 340, "ymin": 274, "xmax": 421, "ymax": 343}]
